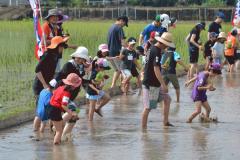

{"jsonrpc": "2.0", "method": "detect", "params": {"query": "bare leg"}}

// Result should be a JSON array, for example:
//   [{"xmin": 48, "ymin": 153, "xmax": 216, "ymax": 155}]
[
  {"xmin": 52, "ymin": 120, "xmax": 63, "ymax": 145},
  {"xmin": 163, "ymin": 94, "xmax": 172, "ymax": 126},
  {"xmin": 176, "ymin": 89, "xmax": 180, "ymax": 103},
  {"xmin": 111, "ymin": 71, "xmax": 121, "ymax": 88},
  {"xmin": 142, "ymin": 108, "xmax": 150, "ymax": 129},
  {"xmin": 89, "ymin": 100, "xmax": 97, "ymax": 121},
  {"xmin": 202, "ymin": 101, "xmax": 211, "ymax": 118},
  {"xmin": 62, "ymin": 123, "xmax": 75, "ymax": 141},
  {"xmin": 33, "ymin": 116, "xmax": 41, "ymax": 132},
  {"xmin": 187, "ymin": 101, "xmax": 202, "ymax": 123},
  {"xmin": 39, "ymin": 121, "xmax": 47, "ymax": 133},
  {"xmin": 96, "ymin": 93, "xmax": 110, "ymax": 111}
]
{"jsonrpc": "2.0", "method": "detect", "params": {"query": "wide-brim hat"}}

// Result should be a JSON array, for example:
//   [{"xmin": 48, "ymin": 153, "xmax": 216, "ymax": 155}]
[
  {"xmin": 45, "ymin": 8, "xmax": 59, "ymax": 20},
  {"xmin": 98, "ymin": 44, "xmax": 109, "ymax": 53},
  {"xmin": 47, "ymin": 36, "xmax": 69, "ymax": 49},
  {"xmin": 155, "ymin": 32, "xmax": 175, "ymax": 48},
  {"xmin": 71, "ymin": 46, "xmax": 90, "ymax": 62},
  {"xmin": 62, "ymin": 73, "xmax": 82, "ymax": 88},
  {"xmin": 217, "ymin": 32, "xmax": 227, "ymax": 40}
]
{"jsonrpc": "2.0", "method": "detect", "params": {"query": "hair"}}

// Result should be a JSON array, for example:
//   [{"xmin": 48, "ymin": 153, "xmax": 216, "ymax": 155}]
[
  {"xmin": 97, "ymin": 50, "xmax": 108, "ymax": 58},
  {"xmin": 231, "ymin": 29, "xmax": 238, "ymax": 36},
  {"xmin": 64, "ymin": 84, "xmax": 76, "ymax": 93},
  {"xmin": 208, "ymin": 68, "xmax": 222, "ymax": 75}
]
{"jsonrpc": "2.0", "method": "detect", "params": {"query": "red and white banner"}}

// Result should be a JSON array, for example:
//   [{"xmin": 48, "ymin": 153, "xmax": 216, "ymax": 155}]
[{"xmin": 232, "ymin": 0, "xmax": 240, "ymax": 27}]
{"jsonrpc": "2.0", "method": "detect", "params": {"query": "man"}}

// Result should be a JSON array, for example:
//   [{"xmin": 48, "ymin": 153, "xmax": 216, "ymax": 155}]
[
  {"xmin": 107, "ymin": 16, "xmax": 128, "ymax": 88},
  {"xmin": 142, "ymin": 32, "xmax": 175, "ymax": 129},
  {"xmin": 208, "ymin": 11, "xmax": 225, "ymax": 40},
  {"xmin": 139, "ymin": 14, "xmax": 175, "ymax": 46}
]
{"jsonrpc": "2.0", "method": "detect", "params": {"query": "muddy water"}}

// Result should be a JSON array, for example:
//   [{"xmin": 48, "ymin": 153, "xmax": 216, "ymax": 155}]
[{"xmin": 1, "ymin": 71, "xmax": 240, "ymax": 160}]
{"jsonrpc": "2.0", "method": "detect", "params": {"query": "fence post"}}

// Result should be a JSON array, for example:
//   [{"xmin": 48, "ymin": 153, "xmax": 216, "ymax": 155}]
[
  {"xmin": 78, "ymin": 8, "xmax": 81, "ymax": 19},
  {"xmin": 112, "ymin": 8, "xmax": 113, "ymax": 19},
  {"xmin": 118, "ymin": 7, "xmax": 120, "ymax": 17},
  {"xmin": 204, "ymin": 8, "xmax": 207, "ymax": 21},
  {"xmin": 198, "ymin": 8, "xmax": 201, "ymax": 21},
  {"xmin": 147, "ymin": 8, "xmax": 149, "ymax": 21},
  {"xmin": 134, "ymin": 7, "xmax": 136, "ymax": 20},
  {"xmin": 103, "ymin": 8, "xmax": 105, "ymax": 19}
]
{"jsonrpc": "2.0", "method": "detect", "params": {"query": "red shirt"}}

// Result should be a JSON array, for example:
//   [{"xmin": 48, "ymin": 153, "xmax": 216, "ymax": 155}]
[{"xmin": 50, "ymin": 86, "xmax": 71, "ymax": 110}]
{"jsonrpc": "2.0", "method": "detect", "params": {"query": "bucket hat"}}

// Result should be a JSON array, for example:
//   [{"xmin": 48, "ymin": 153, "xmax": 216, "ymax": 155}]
[
  {"xmin": 209, "ymin": 63, "xmax": 222, "ymax": 74},
  {"xmin": 62, "ymin": 73, "xmax": 82, "ymax": 88},
  {"xmin": 160, "ymin": 14, "xmax": 171, "ymax": 28},
  {"xmin": 217, "ymin": 32, "xmax": 227, "ymax": 40},
  {"xmin": 97, "ymin": 58, "xmax": 111, "ymax": 70},
  {"xmin": 155, "ymin": 32, "xmax": 175, "ymax": 48},
  {"xmin": 47, "ymin": 36, "xmax": 69, "ymax": 49},
  {"xmin": 45, "ymin": 8, "xmax": 59, "ymax": 20},
  {"xmin": 71, "ymin": 46, "xmax": 90, "ymax": 62},
  {"xmin": 98, "ymin": 44, "xmax": 109, "ymax": 53}
]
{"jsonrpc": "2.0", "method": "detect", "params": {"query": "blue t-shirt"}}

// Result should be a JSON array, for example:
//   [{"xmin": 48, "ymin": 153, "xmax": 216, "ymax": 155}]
[
  {"xmin": 141, "ymin": 23, "xmax": 166, "ymax": 44},
  {"xmin": 36, "ymin": 89, "xmax": 52, "ymax": 121},
  {"xmin": 107, "ymin": 24, "xmax": 125, "ymax": 57}
]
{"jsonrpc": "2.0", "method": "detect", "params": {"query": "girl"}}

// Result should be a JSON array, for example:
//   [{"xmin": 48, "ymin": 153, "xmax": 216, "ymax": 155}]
[
  {"xmin": 212, "ymin": 32, "xmax": 227, "ymax": 67},
  {"xmin": 86, "ymin": 58, "xmax": 111, "ymax": 121},
  {"xmin": 48, "ymin": 73, "xmax": 82, "ymax": 145},
  {"xmin": 185, "ymin": 63, "xmax": 222, "ymax": 123}
]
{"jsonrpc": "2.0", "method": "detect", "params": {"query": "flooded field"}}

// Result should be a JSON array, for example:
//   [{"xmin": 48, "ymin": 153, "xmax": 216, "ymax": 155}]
[{"xmin": 1, "ymin": 71, "xmax": 240, "ymax": 160}]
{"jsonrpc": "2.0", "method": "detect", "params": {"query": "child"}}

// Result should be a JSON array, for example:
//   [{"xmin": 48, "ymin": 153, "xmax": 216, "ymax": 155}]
[
  {"xmin": 212, "ymin": 32, "xmax": 227, "ymax": 66},
  {"xmin": 33, "ymin": 84, "xmax": 54, "ymax": 132},
  {"xmin": 225, "ymin": 29, "xmax": 238, "ymax": 73},
  {"xmin": 160, "ymin": 47, "xmax": 188, "ymax": 103},
  {"xmin": 48, "ymin": 73, "xmax": 81, "ymax": 145},
  {"xmin": 204, "ymin": 32, "xmax": 218, "ymax": 70},
  {"xmin": 119, "ymin": 37, "xmax": 141, "ymax": 95},
  {"xmin": 185, "ymin": 63, "xmax": 222, "ymax": 123},
  {"xmin": 86, "ymin": 58, "xmax": 111, "ymax": 121}
]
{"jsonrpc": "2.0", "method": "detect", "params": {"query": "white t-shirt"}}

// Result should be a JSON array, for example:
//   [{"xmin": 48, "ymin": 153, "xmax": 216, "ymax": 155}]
[{"xmin": 212, "ymin": 42, "xmax": 225, "ymax": 58}]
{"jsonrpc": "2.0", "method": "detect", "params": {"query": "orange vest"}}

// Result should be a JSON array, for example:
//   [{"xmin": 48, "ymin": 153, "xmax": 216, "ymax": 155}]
[{"xmin": 225, "ymin": 34, "xmax": 236, "ymax": 56}]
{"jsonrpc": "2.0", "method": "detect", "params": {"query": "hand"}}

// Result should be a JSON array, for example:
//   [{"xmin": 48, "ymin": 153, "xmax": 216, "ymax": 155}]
[
  {"xmin": 209, "ymin": 86, "xmax": 216, "ymax": 91},
  {"xmin": 185, "ymin": 81, "xmax": 190, "ymax": 87},
  {"xmin": 184, "ymin": 68, "xmax": 189, "ymax": 72},
  {"xmin": 43, "ymin": 84, "xmax": 49, "ymax": 89},
  {"xmin": 199, "ymin": 45, "xmax": 203, "ymax": 51}
]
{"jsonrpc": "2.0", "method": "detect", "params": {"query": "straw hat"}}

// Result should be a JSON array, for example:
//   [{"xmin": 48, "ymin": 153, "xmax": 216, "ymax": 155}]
[
  {"xmin": 62, "ymin": 73, "xmax": 82, "ymax": 88},
  {"xmin": 71, "ymin": 46, "xmax": 90, "ymax": 62},
  {"xmin": 155, "ymin": 32, "xmax": 175, "ymax": 48},
  {"xmin": 217, "ymin": 32, "xmax": 227, "ymax": 40},
  {"xmin": 47, "ymin": 36, "xmax": 69, "ymax": 49}
]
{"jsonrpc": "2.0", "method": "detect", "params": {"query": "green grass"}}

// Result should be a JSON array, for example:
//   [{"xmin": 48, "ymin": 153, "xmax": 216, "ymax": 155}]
[{"xmin": 0, "ymin": 20, "xmax": 232, "ymax": 121}]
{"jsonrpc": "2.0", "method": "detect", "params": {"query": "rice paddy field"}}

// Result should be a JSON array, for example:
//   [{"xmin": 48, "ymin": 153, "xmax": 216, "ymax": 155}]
[{"xmin": 0, "ymin": 20, "xmax": 232, "ymax": 121}]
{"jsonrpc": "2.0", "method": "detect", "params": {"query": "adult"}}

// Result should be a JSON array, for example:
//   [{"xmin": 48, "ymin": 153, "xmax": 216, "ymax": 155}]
[
  {"xmin": 50, "ymin": 46, "xmax": 90, "ymax": 101},
  {"xmin": 187, "ymin": 22, "xmax": 205, "ymax": 79},
  {"xmin": 208, "ymin": 12, "xmax": 225, "ymax": 40},
  {"xmin": 142, "ymin": 32, "xmax": 175, "ymax": 128},
  {"xmin": 107, "ymin": 15, "xmax": 128, "ymax": 88}
]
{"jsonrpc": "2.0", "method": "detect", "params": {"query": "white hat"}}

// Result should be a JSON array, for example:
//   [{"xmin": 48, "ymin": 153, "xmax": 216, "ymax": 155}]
[
  {"xmin": 98, "ymin": 44, "xmax": 109, "ymax": 52},
  {"xmin": 71, "ymin": 46, "xmax": 89, "ymax": 61},
  {"xmin": 160, "ymin": 14, "xmax": 171, "ymax": 29},
  {"xmin": 155, "ymin": 32, "xmax": 175, "ymax": 48}
]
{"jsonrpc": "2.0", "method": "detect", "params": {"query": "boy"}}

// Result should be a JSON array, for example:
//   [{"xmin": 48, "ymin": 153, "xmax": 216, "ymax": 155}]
[{"xmin": 161, "ymin": 47, "xmax": 188, "ymax": 103}]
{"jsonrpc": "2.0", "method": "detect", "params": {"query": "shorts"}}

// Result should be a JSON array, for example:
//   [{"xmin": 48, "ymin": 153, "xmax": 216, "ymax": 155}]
[
  {"xmin": 48, "ymin": 105, "xmax": 63, "ymax": 121},
  {"xmin": 109, "ymin": 59, "xmax": 122, "ymax": 71},
  {"xmin": 225, "ymin": 56, "xmax": 235, "ymax": 65},
  {"xmin": 121, "ymin": 69, "xmax": 132, "ymax": 79},
  {"xmin": 131, "ymin": 67, "xmax": 139, "ymax": 77},
  {"xmin": 86, "ymin": 90, "xmax": 105, "ymax": 101},
  {"xmin": 235, "ymin": 50, "xmax": 240, "ymax": 60},
  {"xmin": 193, "ymin": 96, "xmax": 207, "ymax": 103},
  {"xmin": 163, "ymin": 74, "xmax": 180, "ymax": 89},
  {"xmin": 189, "ymin": 52, "xmax": 199, "ymax": 63},
  {"xmin": 36, "ymin": 104, "xmax": 50, "ymax": 121},
  {"xmin": 143, "ymin": 85, "xmax": 159, "ymax": 109}
]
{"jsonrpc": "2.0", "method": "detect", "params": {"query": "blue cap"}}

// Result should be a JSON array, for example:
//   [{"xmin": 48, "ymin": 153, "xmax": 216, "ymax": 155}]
[{"xmin": 216, "ymin": 12, "xmax": 225, "ymax": 19}]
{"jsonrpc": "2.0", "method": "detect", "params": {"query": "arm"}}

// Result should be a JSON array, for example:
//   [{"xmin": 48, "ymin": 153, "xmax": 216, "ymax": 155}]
[
  {"xmin": 177, "ymin": 60, "xmax": 188, "ymax": 72},
  {"xmin": 190, "ymin": 34, "xmax": 202, "ymax": 49},
  {"xmin": 88, "ymin": 83, "xmax": 100, "ymax": 94},
  {"xmin": 154, "ymin": 66, "xmax": 168, "ymax": 92},
  {"xmin": 36, "ymin": 72, "xmax": 49, "ymax": 89},
  {"xmin": 139, "ymin": 33, "xmax": 144, "ymax": 46},
  {"xmin": 185, "ymin": 76, "xmax": 197, "ymax": 87},
  {"xmin": 134, "ymin": 58, "xmax": 142, "ymax": 70}
]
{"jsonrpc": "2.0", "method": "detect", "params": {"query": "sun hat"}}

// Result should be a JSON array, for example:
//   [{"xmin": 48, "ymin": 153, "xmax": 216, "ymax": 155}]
[
  {"xmin": 217, "ymin": 32, "xmax": 227, "ymax": 40},
  {"xmin": 155, "ymin": 32, "xmax": 175, "ymax": 48},
  {"xmin": 127, "ymin": 37, "xmax": 137, "ymax": 45},
  {"xmin": 117, "ymin": 15, "xmax": 128, "ymax": 27},
  {"xmin": 197, "ymin": 22, "xmax": 206, "ymax": 30},
  {"xmin": 216, "ymin": 11, "xmax": 225, "ymax": 19},
  {"xmin": 155, "ymin": 14, "xmax": 161, "ymax": 22},
  {"xmin": 98, "ymin": 44, "xmax": 109, "ymax": 53},
  {"xmin": 47, "ymin": 36, "xmax": 69, "ymax": 49},
  {"xmin": 62, "ymin": 73, "xmax": 82, "ymax": 88},
  {"xmin": 96, "ymin": 58, "xmax": 111, "ymax": 70},
  {"xmin": 45, "ymin": 8, "xmax": 59, "ymax": 20},
  {"xmin": 71, "ymin": 46, "xmax": 90, "ymax": 62},
  {"xmin": 160, "ymin": 14, "xmax": 171, "ymax": 28},
  {"xmin": 209, "ymin": 63, "xmax": 222, "ymax": 74}
]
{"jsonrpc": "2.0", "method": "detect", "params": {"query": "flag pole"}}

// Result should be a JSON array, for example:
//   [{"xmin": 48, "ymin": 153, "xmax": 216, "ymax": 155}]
[{"xmin": 37, "ymin": 0, "xmax": 47, "ymax": 50}]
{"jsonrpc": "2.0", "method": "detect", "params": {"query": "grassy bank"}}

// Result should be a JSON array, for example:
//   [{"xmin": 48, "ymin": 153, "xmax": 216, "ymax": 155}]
[{"xmin": 0, "ymin": 20, "xmax": 232, "ymax": 121}]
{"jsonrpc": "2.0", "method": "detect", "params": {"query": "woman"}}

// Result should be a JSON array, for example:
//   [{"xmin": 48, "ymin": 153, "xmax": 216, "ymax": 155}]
[
  {"xmin": 33, "ymin": 36, "xmax": 69, "ymax": 131},
  {"xmin": 50, "ymin": 46, "xmax": 90, "ymax": 100},
  {"xmin": 186, "ymin": 22, "xmax": 205, "ymax": 79}
]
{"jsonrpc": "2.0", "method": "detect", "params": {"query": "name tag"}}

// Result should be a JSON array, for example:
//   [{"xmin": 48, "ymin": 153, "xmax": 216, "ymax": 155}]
[{"xmin": 128, "ymin": 55, "xmax": 133, "ymax": 60}]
